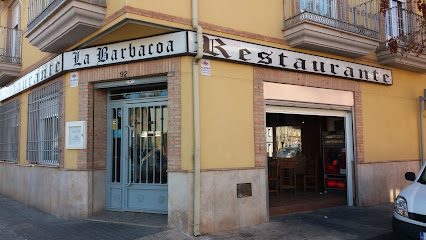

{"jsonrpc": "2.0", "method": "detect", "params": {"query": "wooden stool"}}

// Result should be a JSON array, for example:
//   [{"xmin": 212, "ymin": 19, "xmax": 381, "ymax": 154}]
[
  {"xmin": 278, "ymin": 157, "xmax": 297, "ymax": 194},
  {"xmin": 268, "ymin": 159, "xmax": 279, "ymax": 196}
]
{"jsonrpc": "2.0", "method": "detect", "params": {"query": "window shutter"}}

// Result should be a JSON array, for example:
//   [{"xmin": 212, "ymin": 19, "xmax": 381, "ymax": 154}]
[{"xmin": 12, "ymin": 4, "xmax": 19, "ymax": 28}]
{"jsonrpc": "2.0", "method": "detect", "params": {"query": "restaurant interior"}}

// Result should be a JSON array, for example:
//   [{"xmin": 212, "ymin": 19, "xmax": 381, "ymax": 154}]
[{"xmin": 266, "ymin": 113, "xmax": 348, "ymax": 216}]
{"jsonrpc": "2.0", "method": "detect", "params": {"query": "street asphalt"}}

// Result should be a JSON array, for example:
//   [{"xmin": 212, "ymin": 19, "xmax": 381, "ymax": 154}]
[{"xmin": 0, "ymin": 193, "xmax": 406, "ymax": 240}]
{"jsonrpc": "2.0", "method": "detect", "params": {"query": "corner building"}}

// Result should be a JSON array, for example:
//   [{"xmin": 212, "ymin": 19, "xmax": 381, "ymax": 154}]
[{"xmin": 0, "ymin": 0, "xmax": 425, "ymax": 235}]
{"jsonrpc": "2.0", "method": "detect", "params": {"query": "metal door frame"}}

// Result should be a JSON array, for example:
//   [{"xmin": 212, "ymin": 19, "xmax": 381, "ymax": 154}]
[{"xmin": 106, "ymin": 93, "xmax": 168, "ymax": 213}]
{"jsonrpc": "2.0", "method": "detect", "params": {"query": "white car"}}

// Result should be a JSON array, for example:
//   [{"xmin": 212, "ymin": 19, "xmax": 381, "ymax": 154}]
[{"xmin": 393, "ymin": 163, "xmax": 426, "ymax": 239}]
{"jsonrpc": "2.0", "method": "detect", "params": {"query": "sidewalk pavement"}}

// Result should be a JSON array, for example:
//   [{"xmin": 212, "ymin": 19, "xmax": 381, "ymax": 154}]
[
  {"xmin": 0, "ymin": 193, "xmax": 401, "ymax": 240},
  {"xmin": 142, "ymin": 204, "xmax": 400, "ymax": 240}
]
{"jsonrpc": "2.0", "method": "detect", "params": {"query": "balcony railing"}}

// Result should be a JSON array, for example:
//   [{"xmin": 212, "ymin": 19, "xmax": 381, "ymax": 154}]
[
  {"xmin": 27, "ymin": 0, "xmax": 106, "ymax": 31},
  {"xmin": 284, "ymin": 0, "xmax": 380, "ymax": 39},
  {"xmin": 381, "ymin": 6, "xmax": 426, "ymax": 48},
  {"xmin": 0, "ymin": 27, "xmax": 22, "ymax": 64}
]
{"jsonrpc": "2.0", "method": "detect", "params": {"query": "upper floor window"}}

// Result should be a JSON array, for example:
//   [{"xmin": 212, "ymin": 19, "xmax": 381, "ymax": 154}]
[
  {"xmin": 383, "ymin": 0, "xmax": 425, "ymax": 46},
  {"xmin": 11, "ymin": 2, "xmax": 20, "ymax": 30},
  {"xmin": 386, "ymin": 0, "xmax": 407, "ymax": 38},
  {"xmin": 10, "ymin": 2, "xmax": 21, "ymax": 60},
  {"xmin": 300, "ymin": 0, "xmax": 337, "ymax": 18},
  {"xmin": 0, "ymin": 1, "xmax": 22, "ymax": 64}
]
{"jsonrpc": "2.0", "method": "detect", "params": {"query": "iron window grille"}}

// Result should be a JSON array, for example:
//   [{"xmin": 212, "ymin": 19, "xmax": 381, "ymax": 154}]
[
  {"xmin": 284, "ymin": 0, "xmax": 380, "ymax": 39},
  {"xmin": 27, "ymin": 81, "xmax": 60, "ymax": 166},
  {"xmin": 380, "ymin": 6, "xmax": 426, "ymax": 49},
  {"xmin": 0, "ymin": 100, "xmax": 19, "ymax": 162}
]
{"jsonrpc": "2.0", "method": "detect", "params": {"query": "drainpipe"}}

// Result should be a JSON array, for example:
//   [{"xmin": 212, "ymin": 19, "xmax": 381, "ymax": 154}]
[
  {"xmin": 420, "ymin": 94, "xmax": 425, "ymax": 167},
  {"xmin": 192, "ymin": 0, "xmax": 203, "ymax": 237},
  {"xmin": 92, "ymin": 87, "xmax": 95, "ymax": 215},
  {"xmin": 352, "ymin": 109, "xmax": 360, "ymax": 207}
]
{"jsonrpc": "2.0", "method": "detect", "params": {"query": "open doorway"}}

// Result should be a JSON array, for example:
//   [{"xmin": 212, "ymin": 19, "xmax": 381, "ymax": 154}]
[{"xmin": 267, "ymin": 112, "xmax": 351, "ymax": 216}]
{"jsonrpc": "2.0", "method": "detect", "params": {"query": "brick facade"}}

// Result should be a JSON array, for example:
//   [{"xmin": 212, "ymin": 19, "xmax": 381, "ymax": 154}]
[
  {"xmin": 253, "ymin": 70, "xmax": 266, "ymax": 167},
  {"xmin": 92, "ymin": 89, "xmax": 108, "ymax": 169},
  {"xmin": 253, "ymin": 67, "xmax": 365, "ymax": 167},
  {"xmin": 76, "ymin": 57, "xmax": 182, "ymax": 171}
]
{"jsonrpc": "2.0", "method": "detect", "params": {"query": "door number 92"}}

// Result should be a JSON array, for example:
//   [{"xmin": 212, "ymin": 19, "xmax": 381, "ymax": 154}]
[{"xmin": 120, "ymin": 71, "xmax": 128, "ymax": 78}]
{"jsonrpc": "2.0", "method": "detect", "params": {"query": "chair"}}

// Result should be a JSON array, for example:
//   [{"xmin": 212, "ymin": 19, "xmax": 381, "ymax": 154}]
[
  {"xmin": 295, "ymin": 156, "xmax": 307, "ymax": 191},
  {"xmin": 304, "ymin": 156, "xmax": 319, "ymax": 192},
  {"xmin": 268, "ymin": 159, "xmax": 279, "ymax": 196},
  {"xmin": 278, "ymin": 157, "xmax": 297, "ymax": 194}
]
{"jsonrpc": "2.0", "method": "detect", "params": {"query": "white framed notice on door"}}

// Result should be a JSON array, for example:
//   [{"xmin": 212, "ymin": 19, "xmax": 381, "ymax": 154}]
[{"xmin": 65, "ymin": 121, "xmax": 86, "ymax": 149}]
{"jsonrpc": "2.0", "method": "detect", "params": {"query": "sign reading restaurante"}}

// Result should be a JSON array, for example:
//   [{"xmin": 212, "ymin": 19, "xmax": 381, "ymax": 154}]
[
  {"xmin": 0, "ymin": 55, "xmax": 62, "ymax": 101},
  {"xmin": 0, "ymin": 31, "xmax": 392, "ymax": 101},
  {"xmin": 188, "ymin": 32, "xmax": 392, "ymax": 85}
]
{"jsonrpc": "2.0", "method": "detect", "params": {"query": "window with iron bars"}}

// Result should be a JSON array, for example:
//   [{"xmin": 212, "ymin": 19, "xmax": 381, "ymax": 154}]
[
  {"xmin": 0, "ymin": 100, "xmax": 19, "ymax": 162},
  {"xmin": 27, "ymin": 81, "xmax": 60, "ymax": 165}
]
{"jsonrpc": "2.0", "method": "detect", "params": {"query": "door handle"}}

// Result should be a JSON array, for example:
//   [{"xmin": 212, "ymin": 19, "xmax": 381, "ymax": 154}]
[
  {"xmin": 125, "ymin": 155, "xmax": 131, "ymax": 187},
  {"xmin": 125, "ymin": 125, "xmax": 132, "ymax": 187}
]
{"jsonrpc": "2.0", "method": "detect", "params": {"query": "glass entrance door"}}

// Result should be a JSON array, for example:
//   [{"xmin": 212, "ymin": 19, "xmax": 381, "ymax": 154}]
[{"xmin": 107, "ymin": 100, "xmax": 168, "ymax": 213}]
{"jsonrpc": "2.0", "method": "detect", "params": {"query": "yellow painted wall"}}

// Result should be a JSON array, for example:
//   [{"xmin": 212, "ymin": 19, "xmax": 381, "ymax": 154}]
[
  {"xmin": 63, "ymin": 72, "xmax": 79, "ymax": 169},
  {"xmin": 180, "ymin": 57, "xmax": 194, "ymax": 170},
  {"xmin": 200, "ymin": 0, "xmax": 284, "ymax": 40},
  {"xmin": 0, "ymin": 1, "xmax": 7, "ymax": 26},
  {"xmin": 199, "ymin": 60, "xmax": 254, "ymax": 169},
  {"xmin": 19, "ymin": 92, "xmax": 28, "ymax": 164},
  {"xmin": 0, "ymin": 2, "xmax": 7, "ymax": 66},
  {"xmin": 18, "ymin": 0, "xmax": 52, "ymax": 71},
  {"xmin": 180, "ymin": 58, "xmax": 255, "ymax": 170},
  {"xmin": 127, "ymin": 0, "xmax": 191, "ymax": 20},
  {"xmin": 361, "ymin": 69, "xmax": 426, "ymax": 162},
  {"xmin": 122, "ymin": 0, "xmax": 373, "ymax": 64},
  {"xmin": 21, "ymin": 38, "xmax": 52, "ymax": 71},
  {"xmin": 120, "ymin": 0, "xmax": 383, "ymax": 64},
  {"xmin": 105, "ymin": 0, "xmax": 126, "ymax": 20},
  {"xmin": 125, "ymin": 0, "xmax": 283, "ymax": 41}
]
